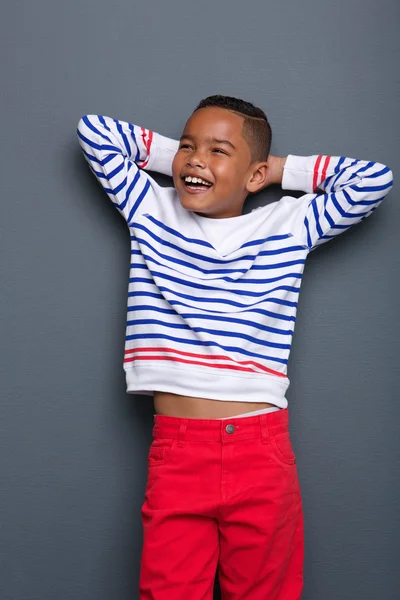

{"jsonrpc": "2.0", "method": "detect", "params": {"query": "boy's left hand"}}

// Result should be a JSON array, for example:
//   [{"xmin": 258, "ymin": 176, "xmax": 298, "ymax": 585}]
[{"xmin": 262, "ymin": 155, "xmax": 287, "ymax": 188}]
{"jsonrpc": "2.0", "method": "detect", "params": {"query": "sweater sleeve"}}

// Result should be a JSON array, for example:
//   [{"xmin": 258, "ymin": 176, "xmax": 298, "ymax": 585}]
[
  {"xmin": 77, "ymin": 115, "xmax": 179, "ymax": 223},
  {"xmin": 282, "ymin": 154, "xmax": 394, "ymax": 250}
]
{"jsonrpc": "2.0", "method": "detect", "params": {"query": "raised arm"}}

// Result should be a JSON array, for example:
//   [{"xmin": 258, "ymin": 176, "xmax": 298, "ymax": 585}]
[
  {"xmin": 77, "ymin": 115, "xmax": 179, "ymax": 223},
  {"xmin": 281, "ymin": 154, "xmax": 394, "ymax": 250}
]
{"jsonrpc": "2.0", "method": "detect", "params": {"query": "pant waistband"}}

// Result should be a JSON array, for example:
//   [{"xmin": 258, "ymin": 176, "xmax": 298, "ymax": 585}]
[{"xmin": 152, "ymin": 408, "xmax": 290, "ymax": 443}]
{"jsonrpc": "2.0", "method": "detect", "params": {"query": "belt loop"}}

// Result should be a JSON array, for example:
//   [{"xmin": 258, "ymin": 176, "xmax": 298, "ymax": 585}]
[
  {"xmin": 177, "ymin": 419, "xmax": 188, "ymax": 447},
  {"xmin": 260, "ymin": 414, "xmax": 269, "ymax": 444}
]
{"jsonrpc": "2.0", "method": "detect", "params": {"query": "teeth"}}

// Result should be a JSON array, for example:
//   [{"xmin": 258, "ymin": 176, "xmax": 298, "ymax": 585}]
[{"xmin": 184, "ymin": 176, "xmax": 212, "ymax": 186}]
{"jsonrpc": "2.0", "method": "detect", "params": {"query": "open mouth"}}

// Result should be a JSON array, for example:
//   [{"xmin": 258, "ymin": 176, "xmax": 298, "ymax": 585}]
[{"xmin": 181, "ymin": 175, "xmax": 213, "ymax": 194}]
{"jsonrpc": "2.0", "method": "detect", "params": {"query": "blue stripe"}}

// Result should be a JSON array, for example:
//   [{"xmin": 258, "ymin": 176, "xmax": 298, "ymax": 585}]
[
  {"xmin": 125, "ymin": 333, "xmax": 288, "ymax": 366},
  {"xmin": 128, "ymin": 305, "xmax": 179, "ymax": 315},
  {"xmin": 330, "ymin": 158, "xmax": 358, "ymax": 187},
  {"xmin": 87, "ymin": 164, "xmax": 107, "ymax": 179},
  {"xmin": 133, "ymin": 223, "xmax": 223, "ymax": 263},
  {"xmin": 103, "ymin": 153, "xmax": 116, "ymax": 166},
  {"xmin": 77, "ymin": 128, "xmax": 120, "ymax": 154},
  {"xmin": 120, "ymin": 170, "xmax": 141, "ymax": 211},
  {"xmin": 114, "ymin": 119, "xmax": 131, "ymax": 156},
  {"xmin": 81, "ymin": 148, "xmax": 102, "ymax": 165},
  {"xmin": 128, "ymin": 291, "xmax": 165, "ymax": 302},
  {"xmin": 106, "ymin": 158, "xmax": 125, "ymax": 181},
  {"xmin": 131, "ymin": 249, "xmax": 306, "ymax": 276},
  {"xmin": 304, "ymin": 216, "xmax": 312, "ymax": 248},
  {"xmin": 343, "ymin": 190, "xmax": 387, "ymax": 207},
  {"xmin": 311, "ymin": 197, "xmax": 324, "ymax": 239},
  {"xmin": 331, "ymin": 191, "xmax": 347, "ymax": 216},
  {"xmin": 130, "ymin": 262, "xmax": 302, "ymax": 285},
  {"xmin": 135, "ymin": 278, "xmax": 300, "ymax": 300},
  {"xmin": 126, "ymin": 319, "xmax": 291, "ymax": 350},
  {"xmin": 143, "ymin": 214, "xmax": 215, "ymax": 250},
  {"xmin": 132, "ymin": 223, "xmax": 307, "ymax": 265},
  {"xmin": 171, "ymin": 313, "xmax": 293, "ymax": 336},
  {"xmin": 241, "ymin": 234, "xmax": 294, "ymax": 248},
  {"xmin": 112, "ymin": 173, "xmax": 128, "ymax": 197},
  {"xmin": 359, "ymin": 164, "xmax": 389, "ymax": 178},
  {"xmin": 331, "ymin": 162, "xmax": 390, "ymax": 194},
  {"xmin": 82, "ymin": 115, "xmax": 112, "ymax": 142},
  {"xmin": 98, "ymin": 115, "xmax": 111, "ymax": 132},
  {"xmin": 322, "ymin": 171, "xmax": 339, "ymax": 189},
  {"xmin": 327, "ymin": 223, "xmax": 354, "ymax": 230},
  {"xmin": 128, "ymin": 277, "xmax": 300, "ymax": 301},
  {"xmin": 82, "ymin": 149, "xmax": 116, "ymax": 169},
  {"xmin": 243, "ymin": 306, "xmax": 295, "ymax": 321},
  {"xmin": 336, "ymin": 156, "xmax": 346, "ymax": 172},
  {"xmin": 323, "ymin": 201, "xmax": 335, "ymax": 228},
  {"xmin": 143, "ymin": 214, "xmax": 294, "ymax": 252},
  {"xmin": 169, "ymin": 296, "xmax": 298, "ymax": 308},
  {"xmin": 354, "ymin": 160, "xmax": 374, "ymax": 174},
  {"xmin": 128, "ymin": 290, "xmax": 298, "ymax": 309},
  {"xmin": 331, "ymin": 191, "xmax": 370, "ymax": 219},
  {"xmin": 131, "ymin": 246, "xmax": 249, "ymax": 275},
  {"xmin": 254, "ymin": 246, "xmax": 305, "ymax": 258},
  {"xmin": 127, "ymin": 179, "xmax": 151, "ymax": 224},
  {"xmin": 128, "ymin": 294, "xmax": 296, "ymax": 321},
  {"xmin": 350, "ymin": 181, "xmax": 393, "ymax": 192},
  {"xmin": 127, "ymin": 305, "xmax": 293, "ymax": 336},
  {"xmin": 129, "ymin": 269, "xmax": 301, "ymax": 294},
  {"xmin": 129, "ymin": 124, "xmax": 141, "ymax": 162}
]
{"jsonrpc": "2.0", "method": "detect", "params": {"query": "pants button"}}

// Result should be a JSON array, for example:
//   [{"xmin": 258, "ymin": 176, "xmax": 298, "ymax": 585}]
[{"xmin": 225, "ymin": 424, "xmax": 235, "ymax": 434}]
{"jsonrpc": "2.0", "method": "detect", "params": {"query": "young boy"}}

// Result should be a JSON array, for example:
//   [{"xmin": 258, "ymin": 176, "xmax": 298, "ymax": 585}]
[{"xmin": 77, "ymin": 95, "xmax": 393, "ymax": 599}]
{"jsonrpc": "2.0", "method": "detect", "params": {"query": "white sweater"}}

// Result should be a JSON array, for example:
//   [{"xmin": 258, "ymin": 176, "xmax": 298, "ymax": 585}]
[{"xmin": 77, "ymin": 115, "xmax": 393, "ymax": 408}]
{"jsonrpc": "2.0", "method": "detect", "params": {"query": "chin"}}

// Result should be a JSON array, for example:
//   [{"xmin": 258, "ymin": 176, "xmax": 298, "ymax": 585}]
[
  {"xmin": 179, "ymin": 191, "xmax": 206, "ymax": 205},
  {"xmin": 179, "ymin": 198, "xmax": 206, "ymax": 212}
]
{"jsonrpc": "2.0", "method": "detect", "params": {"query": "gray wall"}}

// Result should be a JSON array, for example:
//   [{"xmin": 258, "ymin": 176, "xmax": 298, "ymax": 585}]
[{"xmin": 1, "ymin": 1, "xmax": 399, "ymax": 598}]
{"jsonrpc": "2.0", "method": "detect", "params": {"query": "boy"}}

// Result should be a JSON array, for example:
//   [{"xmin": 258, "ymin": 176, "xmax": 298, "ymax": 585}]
[{"xmin": 77, "ymin": 95, "xmax": 393, "ymax": 599}]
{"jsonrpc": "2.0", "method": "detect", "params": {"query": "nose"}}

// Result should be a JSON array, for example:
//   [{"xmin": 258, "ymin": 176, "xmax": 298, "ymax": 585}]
[{"xmin": 186, "ymin": 148, "xmax": 206, "ymax": 168}]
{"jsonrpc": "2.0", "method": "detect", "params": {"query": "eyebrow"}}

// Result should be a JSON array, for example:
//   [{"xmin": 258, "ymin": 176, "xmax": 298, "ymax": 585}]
[{"xmin": 179, "ymin": 134, "xmax": 236, "ymax": 151}]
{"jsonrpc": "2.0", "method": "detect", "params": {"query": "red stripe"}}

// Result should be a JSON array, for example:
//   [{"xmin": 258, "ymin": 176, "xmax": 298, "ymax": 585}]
[
  {"xmin": 139, "ymin": 128, "xmax": 153, "ymax": 169},
  {"xmin": 320, "ymin": 156, "xmax": 331, "ymax": 188},
  {"xmin": 141, "ymin": 127, "xmax": 147, "ymax": 148},
  {"xmin": 146, "ymin": 130, "xmax": 153, "ymax": 153},
  {"xmin": 125, "ymin": 354, "xmax": 269, "ymax": 374},
  {"xmin": 313, "ymin": 155, "xmax": 323, "ymax": 192},
  {"xmin": 124, "ymin": 346, "xmax": 286, "ymax": 378}
]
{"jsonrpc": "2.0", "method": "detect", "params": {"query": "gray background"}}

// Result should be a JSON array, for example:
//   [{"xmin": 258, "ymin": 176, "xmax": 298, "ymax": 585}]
[{"xmin": 1, "ymin": 0, "xmax": 399, "ymax": 598}]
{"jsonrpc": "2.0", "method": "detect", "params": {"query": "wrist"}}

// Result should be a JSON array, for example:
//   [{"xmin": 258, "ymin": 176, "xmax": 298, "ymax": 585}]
[{"xmin": 275, "ymin": 156, "xmax": 287, "ymax": 185}]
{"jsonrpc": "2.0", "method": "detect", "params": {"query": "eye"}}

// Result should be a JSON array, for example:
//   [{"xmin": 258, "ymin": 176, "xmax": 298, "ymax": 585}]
[
  {"xmin": 179, "ymin": 144, "xmax": 192, "ymax": 150},
  {"xmin": 212, "ymin": 148, "xmax": 227, "ymax": 155}
]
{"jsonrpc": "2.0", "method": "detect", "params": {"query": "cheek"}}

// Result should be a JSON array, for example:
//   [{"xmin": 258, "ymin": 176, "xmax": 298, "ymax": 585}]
[
  {"xmin": 213, "ymin": 163, "xmax": 231, "ymax": 182},
  {"xmin": 214, "ymin": 164, "xmax": 241, "ymax": 187},
  {"xmin": 171, "ymin": 154, "xmax": 182, "ymax": 181}
]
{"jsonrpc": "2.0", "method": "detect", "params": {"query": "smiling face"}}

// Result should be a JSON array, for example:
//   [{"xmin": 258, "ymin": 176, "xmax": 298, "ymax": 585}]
[{"xmin": 172, "ymin": 107, "xmax": 266, "ymax": 218}]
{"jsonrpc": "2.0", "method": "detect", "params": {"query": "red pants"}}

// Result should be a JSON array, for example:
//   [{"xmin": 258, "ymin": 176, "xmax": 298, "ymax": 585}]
[{"xmin": 140, "ymin": 408, "xmax": 304, "ymax": 599}]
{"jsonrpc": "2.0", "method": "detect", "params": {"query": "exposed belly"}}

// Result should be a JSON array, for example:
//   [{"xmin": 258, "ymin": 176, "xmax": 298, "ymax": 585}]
[{"xmin": 153, "ymin": 391, "xmax": 276, "ymax": 419}]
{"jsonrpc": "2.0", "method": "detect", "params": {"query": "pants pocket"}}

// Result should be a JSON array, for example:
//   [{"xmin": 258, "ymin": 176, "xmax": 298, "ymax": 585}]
[
  {"xmin": 147, "ymin": 437, "xmax": 177, "ymax": 467},
  {"xmin": 269, "ymin": 429, "xmax": 296, "ymax": 465}
]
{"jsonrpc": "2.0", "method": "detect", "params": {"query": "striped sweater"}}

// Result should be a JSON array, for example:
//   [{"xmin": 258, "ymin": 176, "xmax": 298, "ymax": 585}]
[{"xmin": 77, "ymin": 115, "xmax": 393, "ymax": 408}]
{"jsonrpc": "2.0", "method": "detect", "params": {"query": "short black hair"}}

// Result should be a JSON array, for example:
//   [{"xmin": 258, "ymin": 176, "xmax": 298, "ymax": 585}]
[{"xmin": 193, "ymin": 94, "xmax": 272, "ymax": 163}]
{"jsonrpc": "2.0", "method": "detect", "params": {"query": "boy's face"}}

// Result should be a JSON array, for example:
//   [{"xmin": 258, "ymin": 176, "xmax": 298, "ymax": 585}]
[{"xmin": 172, "ymin": 107, "xmax": 264, "ymax": 218}]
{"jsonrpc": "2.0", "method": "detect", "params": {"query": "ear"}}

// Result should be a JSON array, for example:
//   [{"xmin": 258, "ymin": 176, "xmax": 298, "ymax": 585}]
[{"xmin": 245, "ymin": 162, "xmax": 269, "ymax": 194}]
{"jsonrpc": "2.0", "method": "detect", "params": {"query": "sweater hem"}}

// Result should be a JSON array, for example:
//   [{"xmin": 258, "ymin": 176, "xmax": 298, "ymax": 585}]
[{"xmin": 124, "ymin": 363, "xmax": 289, "ymax": 409}]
